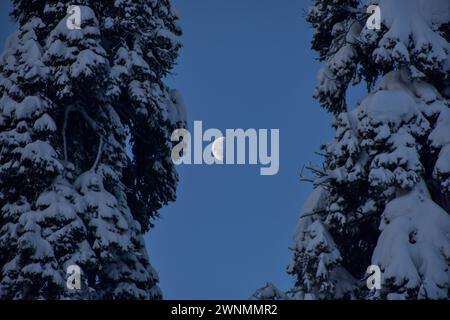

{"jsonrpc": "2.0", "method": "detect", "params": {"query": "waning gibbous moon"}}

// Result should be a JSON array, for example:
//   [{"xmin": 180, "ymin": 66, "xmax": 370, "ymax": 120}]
[{"xmin": 212, "ymin": 137, "xmax": 225, "ymax": 162}]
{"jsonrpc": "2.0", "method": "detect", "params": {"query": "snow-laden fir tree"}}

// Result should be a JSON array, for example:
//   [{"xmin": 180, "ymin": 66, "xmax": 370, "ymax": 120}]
[
  {"xmin": 252, "ymin": 283, "xmax": 290, "ymax": 300},
  {"xmin": 0, "ymin": 0, "xmax": 185, "ymax": 299},
  {"xmin": 287, "ymin": 0, "xmax": 450, "ymax": 299}
]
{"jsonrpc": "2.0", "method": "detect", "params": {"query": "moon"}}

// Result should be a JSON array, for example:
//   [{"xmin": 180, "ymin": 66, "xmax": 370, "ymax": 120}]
[{"xmin": 212, "ymin": 137, "xmax": 225, "ymax": 162}]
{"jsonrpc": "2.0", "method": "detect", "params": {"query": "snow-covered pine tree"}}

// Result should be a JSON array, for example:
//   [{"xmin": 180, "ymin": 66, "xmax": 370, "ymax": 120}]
[
  {"xmin": 0, "ymin": 0, "xmax": 184, "ymax": 299},
  {"xmin": 252, "ymin": 283, "xmax": 289, "ymax": 300},
  {"xmin": 288, "ymin": 0, "xmax": 450, "ymax": 299},
  {"xmin": 306, "ymin": 0, "xmax": 360, "ymax": 114}
]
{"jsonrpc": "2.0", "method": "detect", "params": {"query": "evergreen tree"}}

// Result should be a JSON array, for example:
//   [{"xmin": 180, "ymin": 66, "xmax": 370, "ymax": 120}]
[
  {"xmin": 288, "ymin": 0, "xmax": 450, "ymax": 299},
  {"xmin": 0, "ymin": 0, "xmax": 184, "ymax": 299},
  {"xmin": 252, "ymin": 283, "xmax": 289, "ymax": 300}
]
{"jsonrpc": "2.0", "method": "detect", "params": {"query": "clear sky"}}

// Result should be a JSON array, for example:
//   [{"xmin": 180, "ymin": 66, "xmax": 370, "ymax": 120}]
[
  {"xmin": 151, "ymin": 0, "xmax": 335, "ymax": 299},
  {"xmin": 0, "ymin": 0, "xmax": 367, "ymax": 300}
]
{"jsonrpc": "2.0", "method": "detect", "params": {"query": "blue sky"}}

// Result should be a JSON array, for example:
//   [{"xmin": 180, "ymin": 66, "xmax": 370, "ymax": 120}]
[
  {"xmin": 152, "ymin": 0, "xmax": 335, "ymax": 299},
  {"xmin": 0, "ymin": 0, "xmax": 367, "ymax": 299}
]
